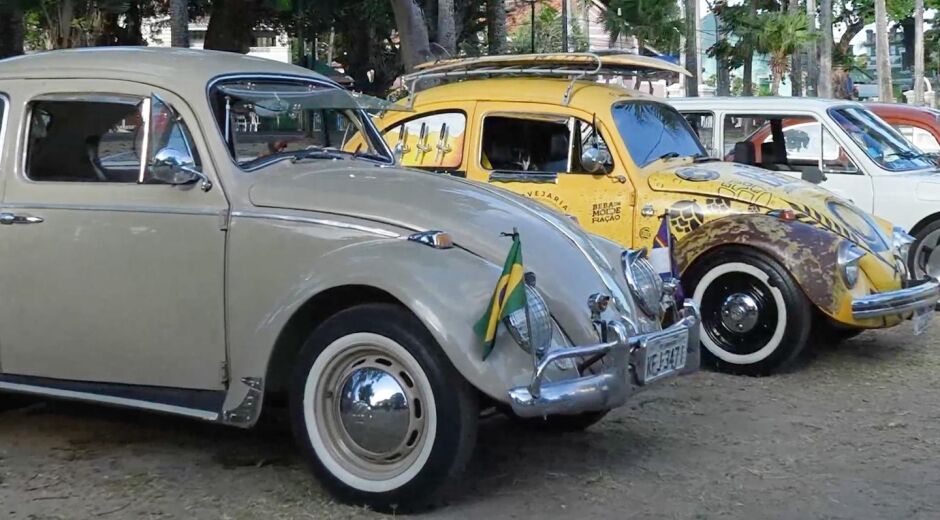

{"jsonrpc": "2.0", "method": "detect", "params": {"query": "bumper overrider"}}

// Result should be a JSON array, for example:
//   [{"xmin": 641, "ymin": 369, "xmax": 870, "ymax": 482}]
[
  {"xmin": 851, "ymin": 278, "xmax": 940, "ymax": 320},
  {"xmin": 508, "ymin": 299, "xmax": 701, "ymax": 418}
]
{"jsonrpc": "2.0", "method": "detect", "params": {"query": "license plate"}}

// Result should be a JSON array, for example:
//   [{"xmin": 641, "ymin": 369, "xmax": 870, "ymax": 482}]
[
  {"xmin": 913, "ymin": 306, "xmax": 933, "ymax": 335},
  {"xmin": 641, "ymin": 329, "xmax": 689, "ymax": 384}
]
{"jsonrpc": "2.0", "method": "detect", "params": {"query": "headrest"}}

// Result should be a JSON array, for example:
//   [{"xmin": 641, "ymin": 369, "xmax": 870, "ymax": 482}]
[{"xmin": 733, "ymin": 141, "xmax": 755, "ymax": 165}]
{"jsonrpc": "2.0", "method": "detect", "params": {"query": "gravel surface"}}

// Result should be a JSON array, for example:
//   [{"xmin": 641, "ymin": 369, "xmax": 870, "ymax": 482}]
[{"xmin": 1, "ymin": 322, "xmax": 938, "ymax": 520}]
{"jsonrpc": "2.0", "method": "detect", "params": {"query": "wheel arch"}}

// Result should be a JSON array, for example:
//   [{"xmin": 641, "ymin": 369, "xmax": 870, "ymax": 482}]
[
  {"xmin": 908, "ymin": 211, "xmax": 940, "ymax": 237},
  {"xmin": 264, "ymin": 285, "xmax": 404, "ymax": 398},
  {"xmin": 675, "ymin": 214, "xmax": 846, "ymax": 318}
]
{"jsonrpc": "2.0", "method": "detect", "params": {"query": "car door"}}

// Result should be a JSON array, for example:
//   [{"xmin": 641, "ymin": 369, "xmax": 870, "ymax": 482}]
[
  {"xmin": 721, "ymin": 112, "xmax": 874, "ymax": 210},
  {"xmin": 466, "ymin": 102, "xmax": 635, "ymax": 246},
  {"xmin": 0, "ymin": 80, "xmax": 227, "ymax": 391}
]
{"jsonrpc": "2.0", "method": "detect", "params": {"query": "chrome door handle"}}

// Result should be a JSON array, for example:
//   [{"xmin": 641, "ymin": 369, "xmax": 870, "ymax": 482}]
[{"xmin": 0, "ymin": 212, "xmax": 43, "ymax": 225}]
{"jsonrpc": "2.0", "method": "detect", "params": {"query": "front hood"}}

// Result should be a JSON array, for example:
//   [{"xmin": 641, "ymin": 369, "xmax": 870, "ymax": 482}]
[
  {"xmin": 246, "ymin": 160, "xmax": 634, "ymax": 331},
  {"xmin": 648, "ymin": 161, "xmax": 894, "ymax": 259}
]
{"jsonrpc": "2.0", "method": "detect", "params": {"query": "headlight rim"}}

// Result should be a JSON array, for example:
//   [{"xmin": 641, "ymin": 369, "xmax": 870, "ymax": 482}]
[
  {"xmin": 892, "ymin": 225, "xmax": 915, "ymax": 264},
  {"xmin": 838, "ymin": 241, "xmax": 866, "ymax": 288},
  {"xmin": 621, "ymin": 249, "xmax": 664, "ymax": 318},
  {"xmin": 503, "ymin": 283, "xmax": 554, "ymax": 357}
]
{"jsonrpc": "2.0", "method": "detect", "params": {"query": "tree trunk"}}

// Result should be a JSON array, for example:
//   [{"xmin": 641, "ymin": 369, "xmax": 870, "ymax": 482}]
[
  {"xmin": 788, "ymin": 0, "xmax": 802, "ymax": 96},
  {"xmin": 684, "ymin": 0, "xmax": 698, "ymax": 96},
  {"xmin": 390, "ymin": 0, "xmax": 433, "ymax": 72},
  {"xmin": 818, "ymin": 0, "xmax": 833, "ymax": 98},
  {"xmin": 170, "ymin": 0, "xmax": 190, "ymax": 48},
  {"xmin": 874, "ymin": 0, "xmax": 893, "ymax": 102},
  {"xmin": 204, "ymin": 0, "xmax": 257, "ymax": 53},
  {"xmin": 0, "ymin": 0, "xmax": 24, "ymax": 59},
  {"xmin": 743, "ymin": 49, "xmax": 753, "ymax": 96},
  {"xmin": 771, "ymin": 71, "xmax": 781, "ymax": 96},
  {"xmin": 486, "ymin": 0, "xmax": 507, "ymax": 54},
  {"xmin": 805, "ymin": 0, "xmax": 818, "ymax": 96},
  {"xmin": 436, "ymin": 0, "xmax": 456, "ymax": 56},
  {"xmin": 913, "ymin": 0, "xmax": 925, "ymax": 105}
]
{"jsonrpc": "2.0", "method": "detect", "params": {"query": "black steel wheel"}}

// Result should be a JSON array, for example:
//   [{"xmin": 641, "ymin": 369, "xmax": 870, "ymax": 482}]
[{"xmin": 684, "ymin": 247, "xmax": 812, "ymax": 376}]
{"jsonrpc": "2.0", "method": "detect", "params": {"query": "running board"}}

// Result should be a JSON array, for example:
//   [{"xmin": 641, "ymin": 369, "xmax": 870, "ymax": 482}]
[{"xmin": 0, "ymin": 374, "xmax": 224, "ymax": 422}]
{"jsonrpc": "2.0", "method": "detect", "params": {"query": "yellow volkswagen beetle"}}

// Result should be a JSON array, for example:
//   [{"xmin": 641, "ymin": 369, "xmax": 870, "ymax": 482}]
[{"xmin": 363, "ymin": 53, "xmax": 940, "ymax": 376}]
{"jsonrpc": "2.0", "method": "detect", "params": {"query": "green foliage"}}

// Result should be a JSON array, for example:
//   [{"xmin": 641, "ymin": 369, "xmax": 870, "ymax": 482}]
[
  {"xmin": 509, "ymin": 4, "xmax": 587, "ymax": 54},
  {"xmin": 601, "ymin": 0, "xmax": 682, "ymax": 55}
]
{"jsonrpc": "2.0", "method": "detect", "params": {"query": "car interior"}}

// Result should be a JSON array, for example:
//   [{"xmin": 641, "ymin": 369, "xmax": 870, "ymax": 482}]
[
  {"xmin": 481, "ymin": 116, "xmax": 571, "ymax": 172},
  {"xmin": 723, "ymin": 115, "xmax": 849, "ymax": 185},
  {"xmin": 26, "ymin": 100, "xmax": 142, "ymax": 183}
]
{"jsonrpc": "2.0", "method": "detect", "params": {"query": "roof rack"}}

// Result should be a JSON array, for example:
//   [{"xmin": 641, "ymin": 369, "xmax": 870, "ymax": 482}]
[{"xmin": 402, "ymin": 52, "xmax": 689, "ymax": 107}]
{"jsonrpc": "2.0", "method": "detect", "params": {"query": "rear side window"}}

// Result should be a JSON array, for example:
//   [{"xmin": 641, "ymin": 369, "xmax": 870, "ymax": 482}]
[
  {"xmin": 384, "ymin": 111, "xmax": 466, "ymax": 169},
  {"xmin": 26, "ymin": 97, "xmax": 143, "ymax": 182}
]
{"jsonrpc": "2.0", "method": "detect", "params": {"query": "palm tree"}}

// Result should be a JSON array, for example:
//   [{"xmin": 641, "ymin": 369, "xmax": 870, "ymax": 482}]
[
  {"xmin": 169, "ymin": 0, "xmax": 189, "ymax": 48},
  {"xmin": 756, "ymin": 11, "xmax": 811, "ymax": 96},
  {"xmin": 874, "ymin": 0, "xmax": 893, "ymax": 102},
  {"xmin": 913, "ymin": 0, "xmax": 925, "ymax": 105},
  {"xmin": 818, "ymin": 0, "xmax": 832, "ymax": 97},
  {"xmin": 601, "ymin": 0, "xmax": 683, "ymax": 88}
]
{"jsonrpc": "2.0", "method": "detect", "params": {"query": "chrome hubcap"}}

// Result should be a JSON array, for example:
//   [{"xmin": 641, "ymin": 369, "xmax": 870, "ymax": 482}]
[
  {"xmin": 315, "ymin": 343, "xmax": 429, "ymax": 481},
  {"xmin": 720, "ymin": 293, "xmax": 759, "ymax": 333},
  {"xmin": 913, "ymin": 229, "xmax": 940, "ymax": 278},
  {"xmin": 338, "ymin": 367, "xmax": 411, "ymax": 455}
]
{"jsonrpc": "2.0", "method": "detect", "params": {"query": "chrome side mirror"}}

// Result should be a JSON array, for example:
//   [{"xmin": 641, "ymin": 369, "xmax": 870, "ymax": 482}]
[
  {"xmin": 581, "ymin": 146, "xmax": 612, "ymax": 174},
  {"xmin": 151, "ymin": 148, "xmax": 212, "ymax": 191}
]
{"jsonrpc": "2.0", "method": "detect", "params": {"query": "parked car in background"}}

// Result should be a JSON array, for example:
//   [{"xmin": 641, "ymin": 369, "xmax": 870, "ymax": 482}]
[
  {"xmin": 366, "ymin": 54, "xmax": 939, "ymax": 377},
  {"xmin": 867, "ymin": 103, "xmax": 940, "ymax": 155},
  {"xmin": 671, "ymin": 97, "xmax": 940, "ymax": 281},
  {"xmin": 0, "ymin": 48, "xmax": 701, "ymax": 512}
]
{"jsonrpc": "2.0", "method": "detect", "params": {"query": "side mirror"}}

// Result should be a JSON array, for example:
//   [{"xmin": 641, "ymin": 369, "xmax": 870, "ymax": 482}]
[
  {"xmin": 151, "ymin": 147, "xmax": 212, "ymax": 191},
  {"xmin": 581, "ymin": 146, "xmax": 612, "ymax": 174}
]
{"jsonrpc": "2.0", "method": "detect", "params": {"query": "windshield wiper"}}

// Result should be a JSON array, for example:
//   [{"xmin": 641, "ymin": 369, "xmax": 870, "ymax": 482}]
[
  {"xmin": 291, "ymin": 148, "xmax": 351, "ymax": 163},
  {"xmin": 657, "ymin": 152, "xmax": 681, "ymax": 161}
]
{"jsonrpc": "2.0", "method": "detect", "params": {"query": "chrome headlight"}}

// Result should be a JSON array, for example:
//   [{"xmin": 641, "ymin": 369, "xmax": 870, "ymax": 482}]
[
  {"xmin": 838, "ymin": 241, "xmax": 866, "ymax": 288},
  {"xmin": 622, "ymin": 250, "xmax": 663, "ymax": 318},
  {"xmin": 504, "ymin": 284, "xmax": 553, "ymax": 357},
  {"xmin": 892, "ymin": 226, "xmax": 915, "ymax": 264}
]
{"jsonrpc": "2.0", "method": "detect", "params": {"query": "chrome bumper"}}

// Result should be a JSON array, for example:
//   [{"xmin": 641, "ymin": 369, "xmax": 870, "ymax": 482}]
[
  {"xmin": 852, "ymin": 278, "xmax": 940, "ymax": 320},
  {"xmin": 507, "ymin": 300, "xmax": 701, "ymax": 418}
]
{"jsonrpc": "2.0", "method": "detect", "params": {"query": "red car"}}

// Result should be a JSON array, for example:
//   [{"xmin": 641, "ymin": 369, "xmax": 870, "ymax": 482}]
[{"xmin": 867, "ymin": 103, "xmax": 940, "ymax": 154}]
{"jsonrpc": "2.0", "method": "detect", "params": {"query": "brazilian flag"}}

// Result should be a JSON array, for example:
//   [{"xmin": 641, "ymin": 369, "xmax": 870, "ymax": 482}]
[{"xmin": 474, "ymin": 232, "xmax": 527, "ymax": 360}]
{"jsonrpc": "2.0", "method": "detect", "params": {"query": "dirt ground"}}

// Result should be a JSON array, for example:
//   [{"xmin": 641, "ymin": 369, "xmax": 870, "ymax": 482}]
[{"xmin": 2, "ymin": 321, "xmax": 939, "ymax": 520}]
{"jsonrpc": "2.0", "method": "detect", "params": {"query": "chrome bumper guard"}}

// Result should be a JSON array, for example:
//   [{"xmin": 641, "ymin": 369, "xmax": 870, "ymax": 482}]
[
  {"xmin": 851, "ymin": 278, "xmax": 940, "ymax": 320},
  {"xmin": 508, "ymin": 300, "xmax": 701, "ymax": 418}
]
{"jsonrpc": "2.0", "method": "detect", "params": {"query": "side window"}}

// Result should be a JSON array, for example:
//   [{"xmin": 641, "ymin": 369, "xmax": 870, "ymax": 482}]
[
  {"xmin": 894, "ymin": 124, "xmax": 940, "ymax": 152},
  {"xmin": 683, "ymin": 112, "xmax": 715, "ymax": 154},
  {"xmin": 383, "ymin": 112, "xmax": 466, "ymax": 169},
  {"xmin": 26, "ymin": 98, "xmax": 143, "ymax": 182},
  {"xmin": 722, "ymin": 114, "xmax": 768, "ymax": 159},
  {"xmin": 820, "ymin": 126, "xmax": 858, "ymax": 173},
  {"xmin": 481, "ymin": 114, "xmax": 572, "ymax": 173}
]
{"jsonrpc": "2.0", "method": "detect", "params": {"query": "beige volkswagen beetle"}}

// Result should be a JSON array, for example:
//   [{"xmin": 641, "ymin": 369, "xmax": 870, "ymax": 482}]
[{"xmin": 0, "ymin": 48, "xmax": 699, "ymax": 511}]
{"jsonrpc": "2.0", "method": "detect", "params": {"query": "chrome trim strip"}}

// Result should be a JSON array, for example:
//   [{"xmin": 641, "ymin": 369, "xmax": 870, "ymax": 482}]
[
  {"xmin": 0, "ymin": 202, "xmax": 221, "ymax": 216},
  {"xmin": 0, "ymin": 381, "xmax": 220, "ymax": 421},
  {"xmin": 139, "ymin": 96, "xmax": 151, "ymax": 183},
  {"xmin": 489, "ymin": 171, "xmax": 559, "ymax": 184},
  {"xmin": 0, "ymin": 93, "xmax": 8, "ymax": 174},
  {"xmin": 231, "ymin": 210, "xmax": 402, "ymax": 238},
  {"xmin": 852, "ymin": 278, "xmax": 940, "ymax": 319}
]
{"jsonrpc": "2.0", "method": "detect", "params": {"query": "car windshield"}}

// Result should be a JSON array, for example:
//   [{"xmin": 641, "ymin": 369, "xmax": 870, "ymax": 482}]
[
  {"xmin": 829, "ymin": 106, "xmax": 935, "ymax": 172},
  {"xmin": 210, "ymin": 79, "xmax": 402, "ymax": 169},
  {"xmin": 611, "ymin": 100, "xmax": 706, "ymax": 167}
]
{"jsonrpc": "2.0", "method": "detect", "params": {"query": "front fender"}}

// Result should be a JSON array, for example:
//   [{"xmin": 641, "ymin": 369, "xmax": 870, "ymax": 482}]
[
  {"xmin": 675, "ymin": 214, "xmax": 854, "ymax": 321},
  {"xmin": 222, "ymin": 215, "xmax": 588, "ymax": 423}
]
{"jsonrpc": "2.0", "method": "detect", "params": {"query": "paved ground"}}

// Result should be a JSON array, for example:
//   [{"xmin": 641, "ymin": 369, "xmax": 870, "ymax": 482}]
[{"xmin": 1, "ymin": 321, "xmax": 939, "ymax": 520}]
